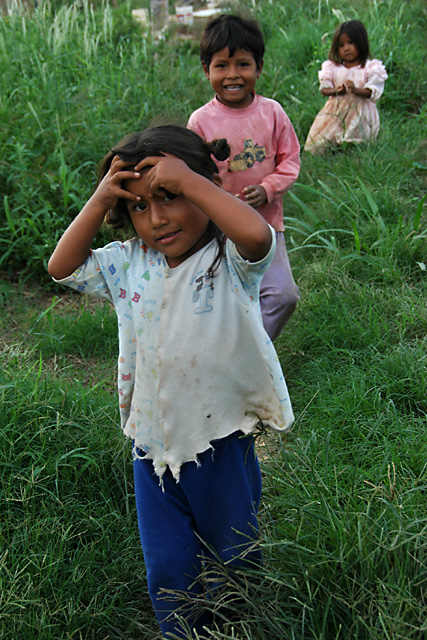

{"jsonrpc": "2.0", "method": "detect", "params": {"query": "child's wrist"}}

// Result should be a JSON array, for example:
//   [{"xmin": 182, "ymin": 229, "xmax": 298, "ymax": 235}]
[
  {"xmin": 84, "ymin": 195, "xmax": 110, "ymax": 220},
  {"xmin": 180, "ymin": 171, "xmax": 212, "ymax": 201}
]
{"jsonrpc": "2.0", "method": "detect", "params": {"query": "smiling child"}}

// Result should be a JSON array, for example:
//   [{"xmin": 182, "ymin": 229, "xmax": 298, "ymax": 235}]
[{"xmin": 188, "ymin": 14, "xmax": 301, "ymax": 340}]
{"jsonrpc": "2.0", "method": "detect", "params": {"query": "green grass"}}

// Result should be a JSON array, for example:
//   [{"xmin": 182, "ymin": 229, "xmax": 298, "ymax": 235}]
[
  {"xmin": 0, "ymin": 343, "xmax": 157, "ymax": 639},
  {"xmin": 1, "ymin": 0, "xmax": 427, "ymax": 637}
]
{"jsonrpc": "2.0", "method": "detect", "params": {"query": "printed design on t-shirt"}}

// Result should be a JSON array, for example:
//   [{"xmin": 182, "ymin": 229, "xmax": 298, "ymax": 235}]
[
  {"xmin": 229, "ymin": 138, "xmax": 266, "ymax": 172},
  {"xmin": 192, "ymin": 272, "xmax": 214, "ymax": 314}
]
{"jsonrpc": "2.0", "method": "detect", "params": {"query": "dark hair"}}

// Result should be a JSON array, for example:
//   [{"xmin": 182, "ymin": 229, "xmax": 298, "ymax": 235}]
[
  {"xmin": 200, "ymin": 14, "xmax": 264, "ymax": 70},
  {"xmin": 99, "ymin": 125, "xmax": 230, "ymax": 274},
  {"xmin": 329, "ymin": 20, "xmax": 371, "ymax": 66}
]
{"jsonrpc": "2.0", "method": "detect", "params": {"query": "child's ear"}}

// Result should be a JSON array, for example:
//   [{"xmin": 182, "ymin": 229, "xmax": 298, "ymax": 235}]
[
  {"xmin": 212, "ymin": 173, "xmax": 222, "ymax": 188},
  {"xmin": 202, "ymin": 61, "xmax": 210, "ymax": 79},
  {"xmin": 257, "ymin": 60, "xmax": 264, "ymax": 78}
]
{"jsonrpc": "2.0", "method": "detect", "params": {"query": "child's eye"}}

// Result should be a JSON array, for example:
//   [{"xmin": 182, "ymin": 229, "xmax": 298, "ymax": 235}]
[
  {"xmin": 163, "ymin": 190, "xmax": 178, "ymax": 202},
  {"xmin": 133, "ymin": 202, "xmax": 147, "ymax": 213}
]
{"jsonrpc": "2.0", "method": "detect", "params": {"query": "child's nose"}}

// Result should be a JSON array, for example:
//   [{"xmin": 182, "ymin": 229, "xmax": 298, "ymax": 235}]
[
  {"xmin": 150, "ymin": 202, "xmax": 168, "ymax": 227},
  {"xmin": 227, "ymin": 64, "xmax": 239, "ymax": 78}
]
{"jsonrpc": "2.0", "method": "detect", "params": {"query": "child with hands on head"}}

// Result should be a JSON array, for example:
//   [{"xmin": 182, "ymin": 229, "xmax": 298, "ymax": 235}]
[
  {"xmin": 304, "ymin": 20, "xmax": 388, "ymax": 154},
  {"xmin": 48, "ymin": 125, "xmax": 294, "ymax": 639},
  {"xmin": 188, "ymin": 14, "xmax": 301, "ymax": 341}
]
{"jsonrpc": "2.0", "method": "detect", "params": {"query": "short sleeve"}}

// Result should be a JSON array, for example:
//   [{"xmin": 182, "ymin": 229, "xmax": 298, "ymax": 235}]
[
  {"xmin": 52, "ymin": 241, "xmax": 127, "ymax": 302},
  {"xmin": 364, "ymin": 59, "xmax": 388, "ymax": 103},
  {"xmin": 225, "ymin": 226, "xmax": 275, "ymax": 301},
  {"xmin": 318, "ymin": 60, "xmax": 336, "ymax": 89}
]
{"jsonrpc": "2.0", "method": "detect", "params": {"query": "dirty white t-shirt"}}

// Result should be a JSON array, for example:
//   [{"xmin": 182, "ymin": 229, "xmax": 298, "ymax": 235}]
[{"xmin": 55, "ymin": 228, "xmax": 294, "ymax": 480}]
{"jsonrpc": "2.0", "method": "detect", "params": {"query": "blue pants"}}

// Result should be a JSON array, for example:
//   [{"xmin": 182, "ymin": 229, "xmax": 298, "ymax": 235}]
[{"xmin": 133, "ymin": 431, "xmax": 262, "ymax": 638}]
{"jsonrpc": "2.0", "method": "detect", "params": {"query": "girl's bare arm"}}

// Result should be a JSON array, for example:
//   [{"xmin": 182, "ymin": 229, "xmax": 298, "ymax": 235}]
[
  {"xmin": 321, "ymin": 83, "xmax": 372, "ymax": 99},
  {"xmin": 48, "ymin": 158, "xmax": 141, "ymax": 280},
  {"xmin": 344, "ymin": 80, "xmax": 372, "ymax": 98},
  {"xmin": 320, "ymin": 85, "xmax": 346, "ymax": 96}
]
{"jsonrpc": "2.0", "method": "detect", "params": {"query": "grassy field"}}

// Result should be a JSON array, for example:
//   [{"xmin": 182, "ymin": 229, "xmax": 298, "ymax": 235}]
[{"xmin": 1, "ymin": 0, "xmax": 426, "ymax": 638}]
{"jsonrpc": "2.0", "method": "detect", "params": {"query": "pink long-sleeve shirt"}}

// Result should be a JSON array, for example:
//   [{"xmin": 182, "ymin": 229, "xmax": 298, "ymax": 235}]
[{"xmin": 188, "ymin": 94, "xmax": 300, "ymax": 231}]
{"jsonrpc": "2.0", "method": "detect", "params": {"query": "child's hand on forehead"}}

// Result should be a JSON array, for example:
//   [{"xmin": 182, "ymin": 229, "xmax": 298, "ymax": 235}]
[
  {"xmin": 135, "ymin": 154, "xmax": 194, "ymax": 198},
  {"xmin": 96, "ymin": 155, "xmax": 142, "ymax": 210}
]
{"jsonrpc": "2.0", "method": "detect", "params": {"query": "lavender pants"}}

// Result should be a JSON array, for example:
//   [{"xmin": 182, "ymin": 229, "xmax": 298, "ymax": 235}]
[{"xmin": 260, "ymin": 231, "xmax": 300, "ymax": 340}]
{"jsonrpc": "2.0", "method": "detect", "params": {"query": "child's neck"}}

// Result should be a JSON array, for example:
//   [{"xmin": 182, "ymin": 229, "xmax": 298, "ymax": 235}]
[
  {"xmin": 342, "ymin": 58, "xmax": 361, "ymax": 68},
  {"xmin": 216, "ymin": 91, "xmax": 255, "ymax": 110}
]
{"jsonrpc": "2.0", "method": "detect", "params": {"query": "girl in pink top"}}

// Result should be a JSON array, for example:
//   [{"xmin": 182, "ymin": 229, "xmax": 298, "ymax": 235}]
[{"xmin": 304, "ymin": 20, "xmax": 388, "ymax": 154}]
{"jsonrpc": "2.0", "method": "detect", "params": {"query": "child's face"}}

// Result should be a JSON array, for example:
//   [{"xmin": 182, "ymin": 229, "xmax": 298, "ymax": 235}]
[
  {"xmin": 203, "ymin": 47, "xmax": 262, "ymax": 109},
  {"xmin": 338, "ymin": 32, "xmax": 360, "ymax": 66},
  {"xmin": 124, "ymin": 170, "xmax": 212, "ymax": 268}
]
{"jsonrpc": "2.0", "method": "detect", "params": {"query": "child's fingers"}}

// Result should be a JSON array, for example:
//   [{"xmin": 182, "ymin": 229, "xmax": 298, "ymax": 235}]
[
  {"xmin": 114, "ymin": 190, "xmax": 141, "ymax": 206},
  {"xmin": 108, "ymin": 157, "xmax": 140, "ymax": 179},
  {"xmin": 134, "ymin": 155, "xmax": 165, "ymax": 172},
  {"xmin": 96, "ymin": 168, "xmax": 142, "ymax": 208},
  {"xmin": 105, "ymin": 170, "xmax": 141, "ymax": 187},
  {"xmin": 243, "ymin": 185, "xmax": 266, "ymax": 208},
  {"xmin": 109, "ymin": 155, "xmax": 135, "ymax": 173},
  {"xmin": 133, "ymin": 156, "xmax": 169, "ymax": 196},
  {"xmin": 107, "ymin": 156, "xmax": 145, "ymax": 185},
  {"xmin": 103, "ymin": 157, "xmax": 142, "ymax": 186},
  {"xmin": 244, "ymin": 185, "xmax": 264, "ymax": 196},
  {"xmin": 137, "ymin": 155, "xmax": 190, "ymax": 196}
]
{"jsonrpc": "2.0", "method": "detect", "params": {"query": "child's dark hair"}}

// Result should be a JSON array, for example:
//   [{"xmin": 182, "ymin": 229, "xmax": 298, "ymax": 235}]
[
  {"xmin": 200, "ymin": 14, "xmax": 264, "ymax": 71},
  {"xmin": 329, "ymin": 20, "xmax": 371, "ymax": 66},
  {"xmin": 99, "ymin": 125, "xmax": 230, "ymax": 275}
]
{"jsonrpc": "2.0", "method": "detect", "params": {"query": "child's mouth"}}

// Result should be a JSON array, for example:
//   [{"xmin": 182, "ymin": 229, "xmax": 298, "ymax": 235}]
[
  {"xmin": 224, "ymin": 85, "xmax": 243, "ymax": 92},
  {"xmin": 157, "ymin": 231, "xmax": 179, "ymax": 244}
]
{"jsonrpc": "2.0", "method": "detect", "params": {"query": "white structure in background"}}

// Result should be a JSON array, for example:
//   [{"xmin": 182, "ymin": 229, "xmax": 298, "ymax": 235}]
[
  {"xmin": 131, "ymin": 8, "xmax": 148, "ymax": 26},
  {"xmin": 175, "ymin": 0, "xmax": 223, "ymax": 25},
  {"xmin": 175, "ymin": 1, "xmax": 193, "ymax": 25},
  {"xmin": 150, "ymin": 0, "xmax": 169, "ymax": 31},
  {"xmin": 193, "ymin": 7, "xmax": 221, "ymax": 19},
  {"xmin": 131, "ymin": 1, "xmax": 224, "ymax": 34}
]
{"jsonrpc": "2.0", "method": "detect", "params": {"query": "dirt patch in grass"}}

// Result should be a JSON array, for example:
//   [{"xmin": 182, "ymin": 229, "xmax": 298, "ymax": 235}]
[{"xmin": 0, "ymin": 272, "xmax": 113, "ymax": 347}]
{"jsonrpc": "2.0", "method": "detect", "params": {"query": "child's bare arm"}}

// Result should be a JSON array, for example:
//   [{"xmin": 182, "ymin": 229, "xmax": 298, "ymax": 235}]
[
  {"xmin": 344, "ymin": 80, "xmax": 372, "ymax": 98},
  {"xmin": 48, "ymin": 158, "xmax": 141, "ymax": 280},
  {"xmin": 139, "ymin": 155, "xmax": 272, "ymax": 262},
  {"xmin": 321, "ymin": 85, "xmax": 346, "ymax": 96}
]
